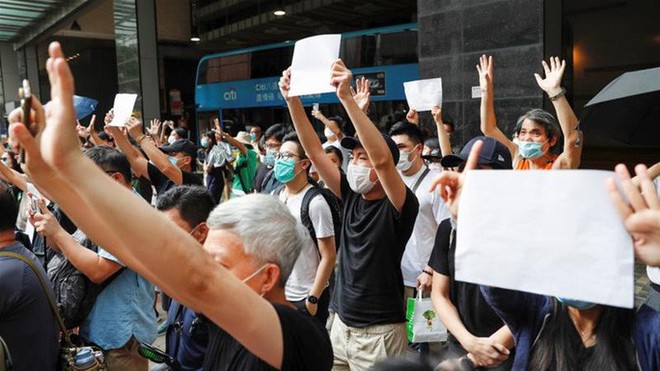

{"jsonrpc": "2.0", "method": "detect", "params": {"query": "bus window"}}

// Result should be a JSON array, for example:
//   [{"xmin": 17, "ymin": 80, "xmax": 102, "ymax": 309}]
[{"xmin": 250, "ymin": 46, "xmax": 294, "ymax": 79}]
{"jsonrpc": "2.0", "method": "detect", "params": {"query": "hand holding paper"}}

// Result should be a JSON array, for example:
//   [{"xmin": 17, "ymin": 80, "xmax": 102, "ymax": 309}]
[
  {"xmin": 404, "ymin": 78, "xmax": 443, "ymax": 112},
  {"xmin": 108, "ymin": 93, "xmax": 137, "ymax": 127},
  {"xmin": 288, "ymin": 34, "xmax": 341, "ymax": 97}
]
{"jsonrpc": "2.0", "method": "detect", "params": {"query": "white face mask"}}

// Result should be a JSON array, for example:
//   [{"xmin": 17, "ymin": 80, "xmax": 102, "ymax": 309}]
[
  {"xmin": 396, "ymin": 145, "xmax": 418, "ymax": 172},
  {"xmin": 324, "ymin": 127, "xmax": 334, "ymax": 138},
  {"xmin": 346, "ymin": 163, "xmax": 376, "ymax": 194},
  {"xmin": 168, "ymin": 136, "xmax": 177, "ymax": 145}
]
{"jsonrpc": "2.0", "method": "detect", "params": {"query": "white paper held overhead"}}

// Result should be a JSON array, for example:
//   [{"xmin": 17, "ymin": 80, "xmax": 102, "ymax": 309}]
[
  {"xmin": 455, "ymin": 170, "xmax": 634, "ymax": 308},
  {"xmin": 109, "ymin": 94, "xmax": 138, "ymax": 127},
  {"xmin": 404, "ymin": 78, "xmax": 443, "ymax": 112},
  {"xmin": 288, "ymin": 34, "xmax": 341, "ymax": 97}
]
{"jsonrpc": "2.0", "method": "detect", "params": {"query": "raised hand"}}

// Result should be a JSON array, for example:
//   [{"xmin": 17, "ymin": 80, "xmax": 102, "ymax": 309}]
[
  {"xmin": 431, "ymin": 106, "xmax": 442, "ymax": 124},
  {"xmin": 311, "ymin": 107, "xmax": 324, "ymax": 120},
  {"xmin": 476, "ymin": 55, "xmax": 493, "ymax": 93},
  {"xmin": 406, "ymin": 109, "xmax": 419, "ymax": 125},
  {"xmin": 278, "ymin": 68, "xmax": 292, "ymax": 101},
  {"xmin": 104, "ymin": 110, "xmax": 113, "ymax": 126},
  {"xmin": 147, "ymin": 118, "xmax": 161, "ymax": 136},
  {"xmin": 608, "ymin": 164, "xmax": 660, "ymax": 267},
  {"xmin": 534, "ymin": 56, "xmax": 565, "ymax": 96},
  {"xmin": 350, "ymin": 76, "xmax": 371, "ymax": 112},
  {"xmin": 429, "ymin": 140, "xmax": 483, "ymax": 219},
  {"xmin": 75, "ymin": 120, "xmax": 87, "ymax": 138},
  {"xmin": 8, "ymin": 42, "xmax": 79, "ymax": 177},
  {"xmin": 125, "ymin": 117, "xmax": 144, "ymax": 140},
  {"xmin": 330, "ymin": 60, "xmax": 353, "ymax": 101}
]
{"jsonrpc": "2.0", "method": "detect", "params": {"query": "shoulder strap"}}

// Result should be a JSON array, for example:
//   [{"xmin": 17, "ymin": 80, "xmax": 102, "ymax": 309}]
[
  {"xmin": 411, "ymin": 167, "xmax": 431, "ymax": 193},
  {"xmin": 0, "ymin": 334, "xmax": 12, "ymax": 371},
  {"xmin": 0, "ymin": 251, "xmax": 72, "ymax": 347},
  {"xmin": 300, "ymin": 186, "xmax": 321, "ymax": 248}
]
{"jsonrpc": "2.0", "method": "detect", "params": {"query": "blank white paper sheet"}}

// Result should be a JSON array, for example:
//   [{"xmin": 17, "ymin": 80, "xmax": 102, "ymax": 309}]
[
  {"xmin": 403, "ymin": 78, "xmax": 442, "ymax": 112},
  {"xmin": 288, "ymin": 34, "xmax": 341, "ymax": 97},
  {"xmin": 455, "ymin": 170, "xmax": 634, "ymax": 308}
]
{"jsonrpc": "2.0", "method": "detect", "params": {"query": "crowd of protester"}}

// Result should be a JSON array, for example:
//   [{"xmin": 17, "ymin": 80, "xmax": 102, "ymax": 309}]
[{"xmin": 0, "ymin": 41, "xmax": 658, "ymax": 371}]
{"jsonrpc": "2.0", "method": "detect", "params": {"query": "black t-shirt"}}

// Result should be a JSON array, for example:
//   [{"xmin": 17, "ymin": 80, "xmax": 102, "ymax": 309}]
[
  {"xmin": 330, "ymin": 174, "xmax": 419, "ymax": 327},
  {"xmin": 428, "ymin": 219, "xmax": 504, "ymax": 342},
  {"xmin": 0, "ymin": 242, "xmax": 59, "ymax": 371},
  {"xmin": 147, "ymin": 162, "xmax": 202, "ymax": 196},
  {"xmin": 203, "ymin": 303, "xmax": 332, "ymax": 371}
]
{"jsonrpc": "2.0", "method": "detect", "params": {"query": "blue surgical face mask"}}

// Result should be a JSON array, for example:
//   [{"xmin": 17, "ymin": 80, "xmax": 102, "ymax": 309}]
[
  {"xmin": 250, "ymin": 133, "xmax": 257, "ymax": 142},
  {"xmin": 556, "ymin": 297, "xmax": 597, "ymax": 310},
  {"xmin": 514, "ymin": 138, "xmax": 547, "ymax": 159},
  {"xmin": 274, "ymin": 158, "xmax": 298, "ymax": 183},
  {"xmin": 201, "ymin": 138, "xmax": 209, "ymax": 148},
  {"xmin": 263, "ymin": 149, "xmax": 276, "ymax": 168},
  {"xmin": 168, "ymin": 156, "xmax": 180, "ymax": 167}
]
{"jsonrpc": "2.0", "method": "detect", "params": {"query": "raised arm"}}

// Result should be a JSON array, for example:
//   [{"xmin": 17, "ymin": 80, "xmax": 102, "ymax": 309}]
[
  {"xmin": 311, "ymin": 108, "xmax": 343, "ymax": 140},
  {"xmin": 331, "ymin": 60, "xmax": 407, "ymax": 211},
  {"xmin": 30, "ymin": 198, "xmax": 122, "ymax": 284},
  {"xmin": 10, "ymin": 41, "xmax": 287, "ymax": 370},
  {"xmin": 432, "ymin": 105, "xmax": 453, "ymax": 157},
  {"xmin": 477, "ymin": 55, "xmax": 517, "ymax": 159},
  {"xmin": 534, "ymin": 57, "xmax": 581, "ymax": 169},
  {"xmin": 215, "ymin": 119, "xmax": 246, "ymax": 156},
  {"xmin": 126, "ymin": 117, "xmax": 183, "ymax": 185},
  {"xmin": 0, "ymin": 160, "xmax": 28, "ymax": 192},
  {"xmin": 105, "ymin": 120, "xmax": 150, "ymax": 180},
  {"xmin": 279, "ymin": 68, "xmax": 341, "ymax": 198}
]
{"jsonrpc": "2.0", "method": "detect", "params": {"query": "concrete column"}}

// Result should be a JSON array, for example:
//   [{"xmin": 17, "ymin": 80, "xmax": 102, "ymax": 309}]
[
  {"xmin": 417, "ymin": 0, "xmax": 545, "ymax": 146},
  {"xmin": 0, "ymin": 43, "xmax": 20, "ymax": 117},
  {"xmin": 24, "ymin": 45, "xmax": 42, "ymax": 101},
  {"xmin": 114, "ymin": 0, "xmax": 160, "ymax": 121}
]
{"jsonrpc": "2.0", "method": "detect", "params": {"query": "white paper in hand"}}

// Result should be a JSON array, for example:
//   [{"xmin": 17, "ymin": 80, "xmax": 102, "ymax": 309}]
[
  {"xmin": 25, "ymin": 182, "xmax": 41, "ymax": 243},
  {"xmin": 109, "ymin": 94, "xmax": 138, "ymax": 127},
  {"xmin": 404, "ymin": 78, "xmax": 442, "ymax": 112},
  {"xmin": 455, "ymin": 170, "xmax": 634, "ymax": 308},
  {"xmin": 288, "ymin": 34, "xmax": 341, "ymax": 97}
]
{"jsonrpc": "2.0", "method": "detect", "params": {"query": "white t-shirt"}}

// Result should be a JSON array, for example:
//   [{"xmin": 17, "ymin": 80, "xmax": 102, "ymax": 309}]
[
  {"xmin": 400, "ymin": 166, "xmax": 450, "ymax": 287},
  {"xmin": 280, "ymin": 185, "xmax": 335, "ymax": 301}
]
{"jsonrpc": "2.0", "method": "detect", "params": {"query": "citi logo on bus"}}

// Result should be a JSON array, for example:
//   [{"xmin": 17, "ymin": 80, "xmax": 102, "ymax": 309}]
[{"xmin": 223, "ymin": 88, "xmax": 238, "ymax": 101}]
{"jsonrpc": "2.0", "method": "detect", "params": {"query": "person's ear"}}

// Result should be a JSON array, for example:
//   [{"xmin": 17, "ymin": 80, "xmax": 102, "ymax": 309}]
[
  {"xmin": 193, "ymin": 223, "xmax": 209, "ymax": 244},
  {"xmin": 549, "ymin": 135, "xmax": 558, "ymax": 148},
  {"xmin": 259, "ymin": 264, "xmax": 281, "ymax": 295},
  {"xmin": 182, "ymin": 155, "xmax": 192, "ymax": 166}
]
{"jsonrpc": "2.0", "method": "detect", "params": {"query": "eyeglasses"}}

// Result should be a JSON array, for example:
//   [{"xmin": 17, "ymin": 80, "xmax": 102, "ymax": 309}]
[{"xmin": 275, "ymin": 152, "xmax": 300, "ymax": 161}]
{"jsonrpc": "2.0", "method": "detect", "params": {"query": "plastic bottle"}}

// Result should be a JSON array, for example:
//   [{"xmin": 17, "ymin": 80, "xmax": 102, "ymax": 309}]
[{"xmin": 74, "ymin": 347, "xmax": 100, "ymax": 371}]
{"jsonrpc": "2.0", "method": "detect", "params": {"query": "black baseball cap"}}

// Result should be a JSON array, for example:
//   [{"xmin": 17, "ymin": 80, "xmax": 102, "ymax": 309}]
[
  {"xmin": 440, "ymin": 136, "xmax": 512, "ymax": 169},
  {"xmin": 160, "ymin": 139, "xmax": 197, "ymax": 158},
  {"xmin": 341, "ymin": 133, "xmax": 400, "ymax": 165}
]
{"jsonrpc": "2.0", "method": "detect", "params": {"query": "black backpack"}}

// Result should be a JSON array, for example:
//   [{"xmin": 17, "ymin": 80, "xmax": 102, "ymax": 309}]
[
  {"xmin": 277, "ymin": 183, "xmax": 342, "ymax": 251},
  {"xmin": 47, "ymin": 230, "xmax": 124, "ymax": 329}
]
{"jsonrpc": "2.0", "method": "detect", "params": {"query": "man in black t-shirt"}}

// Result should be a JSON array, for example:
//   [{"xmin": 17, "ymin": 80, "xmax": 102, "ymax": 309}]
[
  {"xmin": 0, "ymin": 184, "xmax": 59, "ymax": 371},
  {"xmin": 429, "ymin": 136, "xmax": 514, "ymax": 369},
  {"xmin": 280, "ymin": 62, "xmax": 418, "ymax": 369},
  {"xmin": 106, "ymin": 116, "xmax": 201, "ymax": 197}
]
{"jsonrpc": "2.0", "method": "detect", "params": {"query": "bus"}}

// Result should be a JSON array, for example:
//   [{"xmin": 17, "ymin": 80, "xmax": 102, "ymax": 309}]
[{"xmin": 194, "ymin": 23, "xmax": 419, "ymax": 136}]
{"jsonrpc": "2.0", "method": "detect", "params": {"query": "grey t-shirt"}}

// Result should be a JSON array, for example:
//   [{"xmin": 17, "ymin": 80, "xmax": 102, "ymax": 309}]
[{"xmin": 0, "ymin": 242, "xmax": 59, "ymax": 370}]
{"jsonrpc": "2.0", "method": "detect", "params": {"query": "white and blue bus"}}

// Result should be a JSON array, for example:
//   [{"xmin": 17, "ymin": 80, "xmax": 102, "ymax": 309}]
[{"xmin": 194, "ymin": 23, "xmax": 419, "ymax": 136}]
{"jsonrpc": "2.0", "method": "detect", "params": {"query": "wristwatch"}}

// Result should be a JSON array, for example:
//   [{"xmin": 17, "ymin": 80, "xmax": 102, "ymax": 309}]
[{"xmin": 307, "ymin": 295, "xmax": 319, "ymax": 304}]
